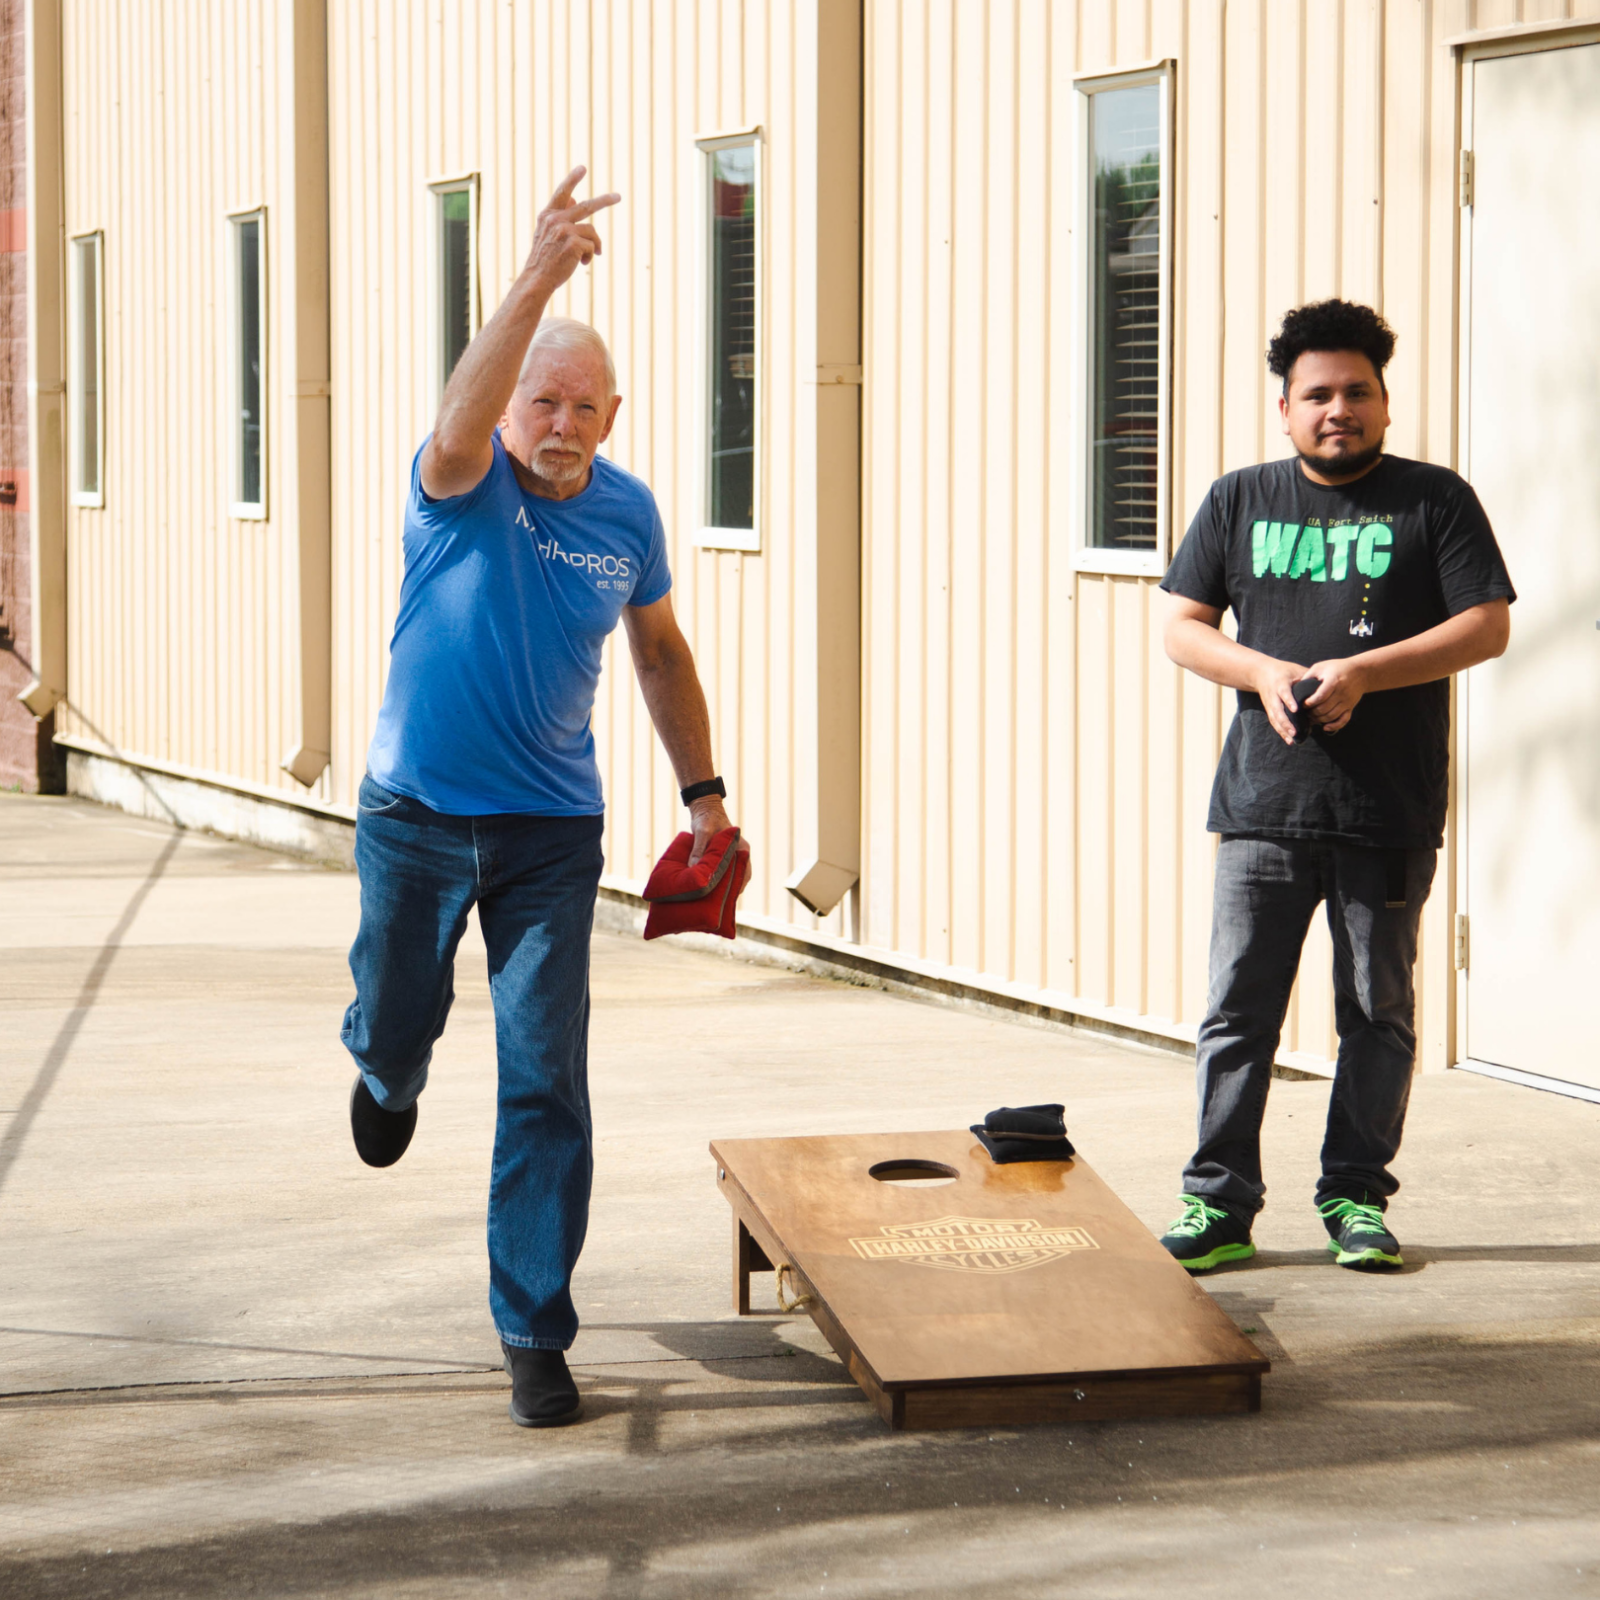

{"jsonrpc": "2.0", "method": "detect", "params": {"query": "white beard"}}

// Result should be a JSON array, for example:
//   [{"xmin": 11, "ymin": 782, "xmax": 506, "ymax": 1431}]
[{"xmin": 530, "ymin": 441, "xmax": 589, "ymax": 484}]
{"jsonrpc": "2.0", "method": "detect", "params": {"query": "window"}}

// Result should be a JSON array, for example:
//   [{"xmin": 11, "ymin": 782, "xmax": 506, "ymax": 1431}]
[
  {"xmin": 69, "ymin": 232, "xmax": 104, "ymax": 507},
  {"xmin": 695, "ymin": 132, "xmax": 760, "ymax": 551},
  {"xmin": 431, "ymin": 178, "xmax": 479, "ymax": 402},
  {"xmin": 1079, "ymin": 67, "xmax": 1172, "ymax": 571},
  {"xmin": 230, "ymin": 210, "xmax": 267, "ymax": 517}
]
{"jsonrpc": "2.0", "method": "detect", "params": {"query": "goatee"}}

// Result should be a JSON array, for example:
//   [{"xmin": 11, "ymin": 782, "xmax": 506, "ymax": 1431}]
[
  {"xmin": 1298, "ymin": 437, "xmax": 1385, "ymax": 482},
  {"xmin": 531, "ymin": 444, "xmax": 588, "ymax": 484}
]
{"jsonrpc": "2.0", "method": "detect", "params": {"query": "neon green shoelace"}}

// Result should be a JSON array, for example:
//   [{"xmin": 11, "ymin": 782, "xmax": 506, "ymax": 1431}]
[
  {"xmin": 1167, "ymin": 1196, "xmax": 1231, "ymax": 1238},
  {"xmin": 1319, "ymin": 1198, "xmax": 1389, "ymax": 1239}
]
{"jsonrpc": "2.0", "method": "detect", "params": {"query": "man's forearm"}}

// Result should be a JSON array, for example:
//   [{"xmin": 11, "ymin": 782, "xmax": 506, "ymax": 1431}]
[
  {"xmin": 634, "ymin": 650, "xmax": 716, "ymax": 790},
  {"xmin": 624, "ymin": 600, "xmax": 732, "ymax": 860},
  {"xmin": 1166, "ymin": 617, "xmax": 1302, "ymax": 693},
  {"xmin": 1170, "ymin": 602, "xmax": 1508, "ymax": 695},
  {"xmin": 427, "ymin": 276, "xmax": 549, "ymax": 473},
  {"xmin": 1164, "ymin": 594, "xmax": 1510, "ymax": 744},
  {"xmin": 421, "ymin": 171, "xmax": 618, "ymax": 496},
  {"xmin": 1343, "ymin": 602, "xmax": 1510, "ymax": 692}
]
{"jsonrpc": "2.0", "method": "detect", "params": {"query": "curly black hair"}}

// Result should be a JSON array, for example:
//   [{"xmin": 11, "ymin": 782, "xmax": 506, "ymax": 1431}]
[{"xmin": 1266, "ymin": 299, "xmax": 1396, "ymax": 393}]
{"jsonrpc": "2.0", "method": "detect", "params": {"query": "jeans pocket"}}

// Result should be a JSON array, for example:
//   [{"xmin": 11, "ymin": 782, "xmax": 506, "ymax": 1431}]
[{"xmin": 357, "ymin": 774, "xmax": 408, "ymax": 815}]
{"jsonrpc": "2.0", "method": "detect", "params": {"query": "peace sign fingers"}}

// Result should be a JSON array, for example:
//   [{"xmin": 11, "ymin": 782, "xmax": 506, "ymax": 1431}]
[{"xmin": 525, "ymin": 165, "xmax": 623, "ymax": 294}]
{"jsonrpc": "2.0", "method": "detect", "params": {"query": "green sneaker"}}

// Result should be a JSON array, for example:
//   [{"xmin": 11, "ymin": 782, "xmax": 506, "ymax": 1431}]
[
  {"xmin": 1318, "ymin": 1195, "xmax": 1403, "ymax": 1270},
  {"xmin": 1159, "ymin": 1194, "xmax": 1256, "ymax": 1273}
]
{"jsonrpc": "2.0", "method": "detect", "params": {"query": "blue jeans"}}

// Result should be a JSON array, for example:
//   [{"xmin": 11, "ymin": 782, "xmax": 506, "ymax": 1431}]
[
  {"xmin": 1184, "ymin": 836, "xmax": 1436, "ymax": 1220},
  {"xmin": 340, "ymin": 775, "xmax": 605, "ymax": 1349}
]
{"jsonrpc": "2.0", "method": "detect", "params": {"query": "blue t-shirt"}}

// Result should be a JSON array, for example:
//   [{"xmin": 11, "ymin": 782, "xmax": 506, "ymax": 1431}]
[{"xmin": 366, "ymin": 432, "xmax": 672, "ymax": 815}]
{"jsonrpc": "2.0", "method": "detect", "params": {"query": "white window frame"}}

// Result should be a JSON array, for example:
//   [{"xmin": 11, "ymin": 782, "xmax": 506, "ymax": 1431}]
[
  {"xmin": 693, "ymin": 126, "xmax": 763, "ymax": 554},
  {"xmin": 68, "ymin": 230, "xmax": 105, "ymax": 509},
  {"xmin": 228, "ymin": 207, "xmax": 269, "ymax": 520},
  {"xmin": 428, "ymin": 174, "xmax": 480, "ymax": 407},
  {"xmin": 1074, "ymin": 61, "xmax": 1174, "ymax": 578}
]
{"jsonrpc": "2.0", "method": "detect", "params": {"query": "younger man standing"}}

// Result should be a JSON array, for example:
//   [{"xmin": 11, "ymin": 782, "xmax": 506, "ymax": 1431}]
[{"xmin": 1158, "ymin": 300, "xmax": 1514, "ymax": 1273}]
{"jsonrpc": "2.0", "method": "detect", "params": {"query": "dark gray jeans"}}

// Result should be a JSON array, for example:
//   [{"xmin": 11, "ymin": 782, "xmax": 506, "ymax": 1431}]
[{"xmin": 1184, "ymin": 836, "xmax": 1436, "ymax": 1220}]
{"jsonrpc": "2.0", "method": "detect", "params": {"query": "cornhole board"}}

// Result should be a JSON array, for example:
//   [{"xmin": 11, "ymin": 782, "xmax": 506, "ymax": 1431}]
[{"xmin": 711, "ymin": 1129, "xmax": 1268, "ymax": 1432}]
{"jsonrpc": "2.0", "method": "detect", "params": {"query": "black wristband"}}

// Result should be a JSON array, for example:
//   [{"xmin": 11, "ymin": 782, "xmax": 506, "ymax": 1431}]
[{"xmin": 680, "ymin": 776, "xmax": 727, "ymax": 806}]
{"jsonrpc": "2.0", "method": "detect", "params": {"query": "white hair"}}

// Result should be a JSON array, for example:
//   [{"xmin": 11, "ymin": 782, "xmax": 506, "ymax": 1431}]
[{"xmin": 518, "ymin": 317, "xmax": 617, "ymax": 397}]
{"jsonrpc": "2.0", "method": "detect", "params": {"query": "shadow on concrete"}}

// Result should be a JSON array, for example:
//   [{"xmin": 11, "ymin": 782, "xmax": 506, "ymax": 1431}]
[
  {"xmin": 1251, "ymin": 1247, "xmax": 1431, "ymax": 1275},
  {"xmin": 1249, "ymin": 1241, "xmax": 1600, "ymax": 1273},
  {"xmin": 6, "ymin": 1326, "xmax": 1600, "ymax": 1598},
  {"xmin": 0, "ymin": 829, "xmax": 182, "ymax": 1203},
  {"xmin": 583, "ymin": 1318, "xmax": 854, "ymax": 1377},
  {"xmin": 48, "ymin": 707, "xmax": 189, "ymax": 830},
  {"xmin": 0, "ymin": 1319, "xmax": 851, "ymax": 1401},
  {"xmin": 1200, "ymin": 1290, "xmax": 1293, "ymax": 1365},
  {"xmin": 1406, "ymin": 1241, "xmax": 1600, "ymax": 1264},
  {"xmin": 0, "ymin": 1321, "xmax": 498, "ymax": 1380}
]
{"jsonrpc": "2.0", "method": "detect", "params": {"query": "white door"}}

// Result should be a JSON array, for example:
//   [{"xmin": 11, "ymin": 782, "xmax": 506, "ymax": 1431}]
[{"xmin": 1462, "ymin": 42, "xmax": 1600, "ymax": 1092}]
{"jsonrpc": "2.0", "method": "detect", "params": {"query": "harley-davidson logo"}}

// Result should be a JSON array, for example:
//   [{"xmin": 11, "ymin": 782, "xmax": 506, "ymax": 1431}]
[{"xmin": 848, "ymin": 1216, "xmax": 1099, "ymax": 1275}]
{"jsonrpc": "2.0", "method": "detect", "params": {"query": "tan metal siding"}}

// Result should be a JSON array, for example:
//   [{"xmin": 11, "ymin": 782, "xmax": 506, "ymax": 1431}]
[
  {"xmin": 860, "ymin": 0, "xmax": 1600, "ymax": 1068},
  {"xmin": 53, "ymin": 0, "xmax": 1600, "ymax": 1074},
  {"xmin": 56, "ymin": 0, "xmax": 329, "ymax": 806},
  {"xmin": 324, "ymin": 1, "xmax": 849, "ymax": 935}
]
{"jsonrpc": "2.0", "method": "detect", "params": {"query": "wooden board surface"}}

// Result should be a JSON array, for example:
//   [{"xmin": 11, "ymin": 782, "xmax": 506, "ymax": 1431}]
[{"xmin": 711, "ymin": 1130, "xmax": 1267, "ymax": 1399}]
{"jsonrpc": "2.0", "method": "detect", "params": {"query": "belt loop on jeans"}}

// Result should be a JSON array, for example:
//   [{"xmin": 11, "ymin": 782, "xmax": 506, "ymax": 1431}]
[{"xmin": 1384, "ymin": 849, "xmax": 1408, "ymax": 909}]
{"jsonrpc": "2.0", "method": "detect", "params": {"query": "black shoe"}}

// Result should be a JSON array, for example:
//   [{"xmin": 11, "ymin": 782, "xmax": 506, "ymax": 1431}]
[
  {"xmin": 1159, "ymin": 1194, "xmax": 1257, "ymax": 1272},
  {"xmin": 349, "ymin": 1076, "xmax": 417, "ymax": 1168},
  {"xmin": 503, "ymin": 1343, "xmax": 582, "ymax": 1428},
  {"xmin": 1318, "ymin": 1194, "xmax": 1403, "ymax": 1270}
]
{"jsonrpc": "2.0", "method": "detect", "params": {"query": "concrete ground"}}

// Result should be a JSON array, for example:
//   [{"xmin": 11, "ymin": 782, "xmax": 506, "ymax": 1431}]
[{"xmin": 2, "ymin": 795, "xmax": 1599, "ymax": 1600}]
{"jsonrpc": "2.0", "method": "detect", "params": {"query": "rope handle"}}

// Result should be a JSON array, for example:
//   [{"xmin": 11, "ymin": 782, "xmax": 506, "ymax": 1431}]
[{"xmin": 775, "ymin": 1262, "xmax": 814, "ymax": 1313}]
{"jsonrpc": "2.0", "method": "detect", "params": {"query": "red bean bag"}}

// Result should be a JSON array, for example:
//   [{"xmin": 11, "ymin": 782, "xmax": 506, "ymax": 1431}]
[{"xmin": 642, "ymin": 826, "xmax": 750, "ymax": 941}]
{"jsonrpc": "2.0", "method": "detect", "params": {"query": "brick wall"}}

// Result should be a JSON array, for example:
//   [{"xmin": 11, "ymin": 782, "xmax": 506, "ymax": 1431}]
[{"xmin": 0, "ymin": 0, "xmax": 57, "ymax": 791}]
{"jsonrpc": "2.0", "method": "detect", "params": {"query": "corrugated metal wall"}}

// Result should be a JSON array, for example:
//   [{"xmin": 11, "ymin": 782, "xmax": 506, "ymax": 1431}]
[
  {"xmin": 53, "ymin": 0, "xmax": 1600, "ymax": 1071},
  {"xmin": 56, "ymin": 1, "xmax": 327, "ymax": 804},
  {"xmin": 325, "ymin": 0, "xmax": 850, "ymax": 938},
  {"xmin": 858, "ymin": 0, "xmax": 1600, "ymax": 1070}
]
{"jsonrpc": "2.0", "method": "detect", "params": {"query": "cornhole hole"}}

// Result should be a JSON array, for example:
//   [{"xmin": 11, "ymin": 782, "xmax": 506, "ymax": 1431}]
[{"xmin": 711, "ymin": 1129, "xmax": 1268, "ymax": 1432}]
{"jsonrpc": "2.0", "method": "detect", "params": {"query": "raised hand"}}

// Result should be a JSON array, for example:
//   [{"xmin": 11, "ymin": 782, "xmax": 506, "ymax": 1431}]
[
  {"xmin": 419, "ymin": 165, "xmax": 622, "ymax": 501},
  {"xmin": 524, "ymin": 166, "xmax": 621, "ymax": 298}
]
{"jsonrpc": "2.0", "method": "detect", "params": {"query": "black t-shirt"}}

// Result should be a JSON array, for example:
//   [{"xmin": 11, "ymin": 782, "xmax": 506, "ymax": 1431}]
[{"xmin": 1161, "ymin": 454, "xmax": 1515, "ymax": 849}]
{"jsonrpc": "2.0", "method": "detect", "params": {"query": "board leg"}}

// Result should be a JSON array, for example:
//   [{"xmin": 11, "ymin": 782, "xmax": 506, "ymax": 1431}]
[
  {"xmin": 734, "ymin": 1215, "xmax": 751, "ymax": 1314},
  {"xmin": 732, "ymin": 1217, "xmax": 773, "ymax": 1314}
]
